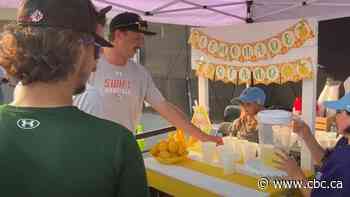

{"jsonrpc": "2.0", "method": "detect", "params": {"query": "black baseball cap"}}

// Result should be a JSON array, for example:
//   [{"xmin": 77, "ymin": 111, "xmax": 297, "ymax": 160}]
[
  {"xmin": 16, "ymin": 0, "xmax": 113, "ymax": 47},
  {"xmin": 110, "ymin": 12, "xmax": 156, "ymax": 35}
]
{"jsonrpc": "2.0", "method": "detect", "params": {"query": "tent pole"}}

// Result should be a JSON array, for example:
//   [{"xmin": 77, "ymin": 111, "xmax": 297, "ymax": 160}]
[
  {"xmin": 253, "ymin": 0, "xmax": 322, "ymax": 21},
  {"xmin": 246, "ymin": 0, "xmax": 254, "ymax": 23},
  {"xmin": 209, "ymin": 2, "xmax": 247, "ymax": 7},
  {"xmin": 180, "ymin": 0, "xmax": 246, "ymax": 21},
  {"xmin": 155, "ymin": 6, "xmax": 203, "ymax": 15},
  {"xmin": 253, "ymin": 4, "xmax": 301, "ymax": 21},
  {"xmin": 255, "ymin": 0, "xmax": 319, "ymax": 6},
  {"xmin": 313, "ymin": 3, "xmax": 350, "ymax": 7},
  {"xmin": 254, "ymin": 2, "xmax": 296, "ymax": 6},
  {"xmin": 151, "ymin": 0, "xmax": 181, "ymax": 13},
  {"xmin": 94, "ymin": 0, "xmax": 144, "ymax": 14},
  {"xmin": 154, "ymin": 2, "xmax": 246, "ymax": 15}
]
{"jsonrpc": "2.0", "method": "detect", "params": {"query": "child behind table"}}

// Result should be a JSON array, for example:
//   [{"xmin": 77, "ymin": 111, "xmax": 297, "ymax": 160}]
[{"xmin": 229, "ymin": 87, "xmax": 266, "ymax": 143}]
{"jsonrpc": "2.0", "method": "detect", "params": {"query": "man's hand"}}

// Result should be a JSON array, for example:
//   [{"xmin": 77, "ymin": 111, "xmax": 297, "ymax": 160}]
[
  {"xmin": 153, "ymin": 101, "xmax": 223, "ymax": 145},
  {"xmin": 208, "ymin": 135, "xmax": 223, "ymax": 145},
  {"xmin": 196, "ymin": 130, "xmax": 223, "ymax": 145}
]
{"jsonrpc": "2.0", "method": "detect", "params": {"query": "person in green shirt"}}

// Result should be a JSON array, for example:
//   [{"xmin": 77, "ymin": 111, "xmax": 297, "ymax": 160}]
[{"xmin": 0, "ymin": 0, "xmax": 149, "ymax": 196}]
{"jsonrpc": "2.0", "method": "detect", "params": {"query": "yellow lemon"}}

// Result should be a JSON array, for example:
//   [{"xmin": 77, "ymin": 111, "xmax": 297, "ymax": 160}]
[
  {"xmin": 159, "ymin": 151, "xmax": 171, "ymax": 159},
  {"xmin": 187, "ymin": 136, "xmax": 198, "ymax": 147},
  {"xmin": 178, "ymin": 140, "xmax": 187, "ymax": 149},
  {"xmin": 168, "ymin": 141, "xmax": 179, "ymax": 154},
  {"xmin": 169, "ymin": 152, "xmax": 178, "ymax": 158},
  {"xmin": 150, "ymin": 145, "xmax": 159, "ymax": 156},
  {"xmin": 177, "ymin": 144, "xmax": 187, "ymax": 156},
  {"xmin": 168, "ymin": 132, "xmax": 176, "ymax": 140},
  {"xmin": 175, "ymin": 129, "xmax": 186, "ymax": 142},
  {"xmin": 168, "ymin": 137, "xmax": 176, "ymax": 144},
  {"xmin": 158, "ymin": 141, "xmax": 168, "ymax": 152}
]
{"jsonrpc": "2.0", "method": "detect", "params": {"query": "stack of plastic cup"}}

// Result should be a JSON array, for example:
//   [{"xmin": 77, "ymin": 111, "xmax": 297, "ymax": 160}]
[
  {"xmin": 235, "ymin": 139, "xmax": 248, "ymax": 164},
  {"xmin": 241, "ymin": 142, "xmax": 258, "ymax": 163},
  {"xmin": 223, "ymin": 136, "xmax": 234, "ymax": 152},
  {"xmin": 217, "ymin": 146, "xmax": 239, "ymax": 175},
  {"xmin": 201, "ymin": 142, "xmax": 216, "ymax": 164}
]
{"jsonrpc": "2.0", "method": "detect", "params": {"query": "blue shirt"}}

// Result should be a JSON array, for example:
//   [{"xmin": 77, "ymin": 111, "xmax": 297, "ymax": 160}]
[{"xmin": 311, "ymin": 137, "xmax": 350, "ymax": 197}]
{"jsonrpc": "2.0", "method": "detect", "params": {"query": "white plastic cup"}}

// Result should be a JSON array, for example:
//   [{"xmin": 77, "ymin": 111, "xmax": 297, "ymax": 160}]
[
  {"xmin": 217, "ymin": 146, "xmax": 224, "ymax": 164},
  {"xmin": 235, "ymin": 139, "xmax": 248, "ymax": 163},
  {"xmin": 201, "ymin": 142, "xmax": 216, "ymax": 163},
  {"xmin": 241, "ymin": 142, "xmax": 258, "ymax": 163},
  {"xmin": 259, "ymin": 144, "xmax": 277, "ymax": 167},
  {"xmin": 217, "ymin": 146, "xmax": 238, "ymax": 175},
  {"xmin": 231, "ymin": 137, "xmax": 238, "ymax": 154},
  {"xmin": 223, "ymin": 136, "xmax": 234, "ymax": 153}
]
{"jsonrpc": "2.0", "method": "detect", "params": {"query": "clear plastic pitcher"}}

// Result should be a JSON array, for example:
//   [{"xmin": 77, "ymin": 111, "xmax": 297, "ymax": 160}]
[{"xmin": 257, "ymin": 110, "xmax": 292, "ymax": 166}]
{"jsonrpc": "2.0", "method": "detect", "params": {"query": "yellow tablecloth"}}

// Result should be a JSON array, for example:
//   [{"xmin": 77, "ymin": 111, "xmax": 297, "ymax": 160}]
[
  {"xmin": 146, "ymin": 157, "xmax": 287, "ymax": 197},
  {"xmin": 147, "ymin": 169, "xmax": 218, "ymax": 197}
]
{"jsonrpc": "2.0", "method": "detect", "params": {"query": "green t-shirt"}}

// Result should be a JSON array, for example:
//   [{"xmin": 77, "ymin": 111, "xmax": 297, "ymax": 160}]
[{"xmin": 0, "ymin": 105, "xmax": 149, "ymax": 197}]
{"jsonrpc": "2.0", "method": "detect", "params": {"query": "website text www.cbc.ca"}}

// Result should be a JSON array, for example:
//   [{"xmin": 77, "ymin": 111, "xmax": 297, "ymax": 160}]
[{"xmin": 257, "ymin": 177, "xmax": 343, "ymax": 190}]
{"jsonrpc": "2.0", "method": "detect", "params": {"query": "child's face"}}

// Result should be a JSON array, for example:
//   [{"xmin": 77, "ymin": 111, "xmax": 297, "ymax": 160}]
[{"xmin": 241, "ymin": 102, "xmax": 260, "ymax": 116}]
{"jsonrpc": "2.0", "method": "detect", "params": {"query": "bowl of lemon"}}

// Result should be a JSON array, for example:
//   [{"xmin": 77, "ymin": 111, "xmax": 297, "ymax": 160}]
[{"xmin": 150, "ymin": 129, "xmax": 197, "ymax": 165}]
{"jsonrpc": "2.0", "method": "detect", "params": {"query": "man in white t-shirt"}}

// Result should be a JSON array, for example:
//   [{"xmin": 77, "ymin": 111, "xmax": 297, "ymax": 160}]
[{"xmin": 74, "ymin": 12, "xmax": 222, "ymax": 144}]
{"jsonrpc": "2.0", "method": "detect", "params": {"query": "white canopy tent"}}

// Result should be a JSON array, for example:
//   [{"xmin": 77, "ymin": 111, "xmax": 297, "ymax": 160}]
[
  {"xmin": 1, "ymin": 0, "xmax": 350, "ymax": 171},
  {"xmin": 1, "ymin": 0, "xmax": 350, "ymax": 25}
]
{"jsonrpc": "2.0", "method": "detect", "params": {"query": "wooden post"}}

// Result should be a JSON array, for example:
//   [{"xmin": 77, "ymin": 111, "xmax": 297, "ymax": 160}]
[
  {"xmin": 301, "ymin": 20, "xmax": 318, "ymax": 172},
  {"xmin": 198, "ymin": 76, "xmax": 209, "ymax": 111},
  {"xmin": 301, "ymin": 74, "xmax": 317, "ymax": 171}
]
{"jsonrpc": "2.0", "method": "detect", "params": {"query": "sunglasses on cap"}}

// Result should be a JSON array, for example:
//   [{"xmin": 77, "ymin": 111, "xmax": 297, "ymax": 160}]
[{"xmin": 79, "ymin": 36, "xmax": 101, "ymax": 60}]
